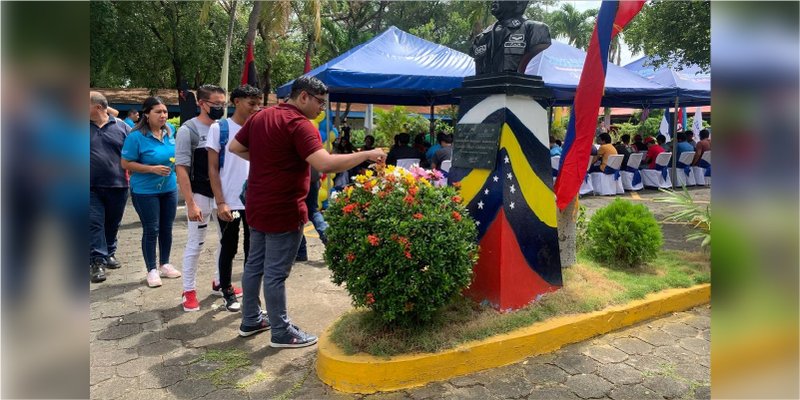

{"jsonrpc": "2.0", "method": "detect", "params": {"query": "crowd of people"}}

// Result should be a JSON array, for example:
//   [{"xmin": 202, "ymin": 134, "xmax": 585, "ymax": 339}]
[
  {"xmin": 89, "ymin": 76, "xmax": 385, "ymax": 349},
  {"xmin": 549, "ymin": 128, "xmax": 712, "ymax": 172}
]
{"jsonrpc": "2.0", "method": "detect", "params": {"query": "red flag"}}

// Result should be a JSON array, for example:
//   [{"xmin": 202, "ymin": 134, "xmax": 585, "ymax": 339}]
[
  {"xmin": 241, "ymin": 41, "xmax": 259, "ymax": 87},
  {"xmin": 554, "ymin": 1, "xmax": 644, "ymax": 210},
  {"xmin": 304, "ymin": 48, "xmax": 312, "ymax": 74}
]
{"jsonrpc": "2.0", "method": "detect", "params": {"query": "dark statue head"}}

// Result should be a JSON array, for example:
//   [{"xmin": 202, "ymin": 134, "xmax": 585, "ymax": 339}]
[{"xmin": 490, "ymin": 1, "xmax": 529, "ymax": 20}]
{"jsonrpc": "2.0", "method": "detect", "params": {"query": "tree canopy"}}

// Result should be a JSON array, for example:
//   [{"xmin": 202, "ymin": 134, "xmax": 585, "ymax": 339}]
[
  {"xmin": 90, "ymin": 0, "xmax": 710, "ymax": 94},
  {"xmin": 624, "ymin": 0, "xmax": 711, "ymax": 71}
]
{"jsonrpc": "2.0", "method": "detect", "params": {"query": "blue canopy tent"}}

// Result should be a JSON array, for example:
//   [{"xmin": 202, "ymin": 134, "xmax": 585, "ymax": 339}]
[
  {"xmin": 279, "ymin": 27, "xmax": 677, "ymax": 108},
  {"xmin": 525, "ymin": 41, "xmax": 675, "ymax": 107},
  {"xmin": 276, "ymin": 26, "xmax": 474, "ymax": 106},
  {"xmin": 623, "ymin": 56, "xmax": 711, "ymax": 106}
]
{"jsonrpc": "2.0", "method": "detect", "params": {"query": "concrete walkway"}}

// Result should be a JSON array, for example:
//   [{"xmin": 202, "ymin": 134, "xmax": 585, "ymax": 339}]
[{"xmin": 90, "ymin": 187, "xmax": 710, "ymax": 399}]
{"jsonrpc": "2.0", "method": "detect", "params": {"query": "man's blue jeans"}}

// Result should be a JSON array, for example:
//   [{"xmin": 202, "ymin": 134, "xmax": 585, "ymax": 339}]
[
  {"xmin": 89, "ymin": 187, "xmax": 129, "ymax": 264},
  {"xmin": 242, "ymin": 227, "xmax": 303, "ymax": 336},
  {"xmin": 297, "ymin": 180, "xmax": 328, "ymax": 258},
  {"xmin": 131, "ymin": 190, "xmax": 177, "ymax": 272}
]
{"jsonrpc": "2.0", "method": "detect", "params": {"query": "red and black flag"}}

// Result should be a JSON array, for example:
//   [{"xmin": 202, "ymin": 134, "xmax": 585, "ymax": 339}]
[{"xmin": 241, "ymin": 41, "xmax": 259, "ymax": 87}]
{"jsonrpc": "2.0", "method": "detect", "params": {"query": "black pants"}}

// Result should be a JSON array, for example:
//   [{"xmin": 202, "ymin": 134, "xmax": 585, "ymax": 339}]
[{"xmin": 217, "ymin": 209, "xmax": 249, "ymax": 289}]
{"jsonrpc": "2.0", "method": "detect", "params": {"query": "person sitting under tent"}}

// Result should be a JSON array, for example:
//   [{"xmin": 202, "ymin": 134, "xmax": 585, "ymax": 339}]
[
  {"xmin": 386, "ymin": 133, "xmax": 424, "ymax": 167},
  {"xmin": 589, "ymin": 133, "xmax": 617, "ymax": 172},
  {"xmin": 692, "ymin": 129, "xmax": 711, "ymax": 166},
  {"xmin": 644, "ymin": 135, "xmax": 666, "ymax": 169}
]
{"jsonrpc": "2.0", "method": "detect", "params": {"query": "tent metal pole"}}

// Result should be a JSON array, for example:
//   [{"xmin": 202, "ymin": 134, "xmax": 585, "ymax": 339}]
[
  {"xmin": 430, "ymin": 103, "xmax": 435, "ymax": 140},
  {"xmin": 671, "ymin": 96, "xmax": 679, "ymax": 188}
]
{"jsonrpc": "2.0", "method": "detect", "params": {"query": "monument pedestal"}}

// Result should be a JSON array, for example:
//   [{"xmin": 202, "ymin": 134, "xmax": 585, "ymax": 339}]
[{"xmin": 450, "ymin": 73, "xmax": 562, "ymax": 311}]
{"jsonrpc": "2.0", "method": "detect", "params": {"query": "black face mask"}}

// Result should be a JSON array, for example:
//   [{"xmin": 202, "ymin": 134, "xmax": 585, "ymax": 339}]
[{"xmin": 208, "ymin": 105, "xmax": 224, "ymax": 120}]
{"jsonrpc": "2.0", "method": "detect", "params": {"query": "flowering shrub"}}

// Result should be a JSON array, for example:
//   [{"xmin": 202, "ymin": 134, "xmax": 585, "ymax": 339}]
[{"xmin": 324, "ymin": 164, "xmax": 479, "ymax": 326}]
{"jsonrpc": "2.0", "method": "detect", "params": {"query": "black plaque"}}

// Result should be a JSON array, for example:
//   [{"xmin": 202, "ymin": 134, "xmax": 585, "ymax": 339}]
[{"xmin": 452, "ymin": 123, "xmax": 501, "ymax": 170}]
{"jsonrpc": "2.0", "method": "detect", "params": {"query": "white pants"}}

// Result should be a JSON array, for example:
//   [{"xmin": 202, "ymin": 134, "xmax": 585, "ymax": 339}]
[{"xmin": 181, "ymin": 193, "xmax": 220, "ymax": 292}]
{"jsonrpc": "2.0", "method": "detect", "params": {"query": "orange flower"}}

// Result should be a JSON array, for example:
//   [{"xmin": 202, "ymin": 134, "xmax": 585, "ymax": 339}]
[
  {"xmin": 368, "ymin": 234, "xmax": 380, "ymax": 246},
  {"xmin": 403, "ymin": 195, "xmax": 415, "ymax": 205},
  {"xmin": 452, "ymin": 181, "xmax": 462, "ymax": 189},
  {"xmin": 342, "ymin": 203, "xmax": 357, "ymax": 214},
  {"xmin": 413, "ymin": 213, "xmax": 424, "ymax": 220},
  {"xmin": 404, "ymin": 251, "xmax": 412, "ymax": 259},
  {"xmin": 366, "ymin": 293, "xmax": 375, "ymax": 305},
  {"xmin": 452, "ymin": 211, "xmax": 462, "ymax": 222},
  {"xmin": 346, "ymin": 253, "xmax": 356, "ymax": 262},
  {"xmin": 452, "ymin": 195, "xmax": 462, "ymax": 203},
  {"xmin": 408, "ymin": 186, "xmax": 419, "ymax": 196}
]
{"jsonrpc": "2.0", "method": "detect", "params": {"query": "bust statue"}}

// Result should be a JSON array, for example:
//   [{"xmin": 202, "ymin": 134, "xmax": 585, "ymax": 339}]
[{"xmin": 469, "ymin": 1, "xmax": 552, "ymax": 75}]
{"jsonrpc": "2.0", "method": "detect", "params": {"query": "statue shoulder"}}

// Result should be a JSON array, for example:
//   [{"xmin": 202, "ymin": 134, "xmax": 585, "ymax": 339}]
[{"xmin": 525, "ymin": 20, "xmax": 552, "ymax": 42}]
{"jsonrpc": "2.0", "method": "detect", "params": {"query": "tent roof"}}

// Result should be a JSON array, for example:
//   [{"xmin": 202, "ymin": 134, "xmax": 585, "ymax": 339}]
[
  {"xmin": 525, "ymin": 41, "xmax": 676, "ymax": 107},
  {"xmin": 623, "ymin": 56, "xmax": 710, "ymax": 106},
  {"xmin": 276, "ymin": 26, "xmax": 474, "ymax": 105}
]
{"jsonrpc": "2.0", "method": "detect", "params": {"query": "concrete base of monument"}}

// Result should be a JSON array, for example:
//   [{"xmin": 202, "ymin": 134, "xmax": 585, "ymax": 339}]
[{"xmin": 315, "ymin": 283, "xmax": 710, "ymax": 394}]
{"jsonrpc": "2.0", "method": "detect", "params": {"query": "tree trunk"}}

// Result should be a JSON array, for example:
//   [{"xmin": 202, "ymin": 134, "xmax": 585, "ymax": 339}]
[
  {"xmin": 262, "ymin": 60, "xmax": 272, "ymax": 98},
  {"xmin": 557, "ymin": 197, "xmax": 578, "ymax": 268},
  {"xmin": 245, "ymin": 1, "xmax": 262, "ymax": 45},
  {"xmin": 221, "ymin": 0, "xmax": 238, "ymax": 96}
]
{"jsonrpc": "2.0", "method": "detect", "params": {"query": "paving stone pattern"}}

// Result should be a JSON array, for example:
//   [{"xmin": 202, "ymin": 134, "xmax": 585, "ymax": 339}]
[{"xmin": 91, "ymin": 189, "xmax": 710, "ymax": 399}]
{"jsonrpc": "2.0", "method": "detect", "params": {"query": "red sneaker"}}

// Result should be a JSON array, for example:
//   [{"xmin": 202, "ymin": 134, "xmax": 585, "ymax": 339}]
[
  {"xmin": 212, "ymin": 281, "xmax": 242, "ymax": 298},
  {"xmin": 182, "ymin": 290, "xmax": 200, "ymax": 312}
]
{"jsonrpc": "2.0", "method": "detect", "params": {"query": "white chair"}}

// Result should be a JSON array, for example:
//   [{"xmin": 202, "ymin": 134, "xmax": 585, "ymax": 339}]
[
  {"xmin": 551, "ymin": 156, "xmax": 560, "ymax": 185},
  {"xmin": 674, "ymin": 151, "xmax": 697, "ymax": 188},
  {"xmin": 621, "ymin": 152, "xmax": 644, "ymax": 191},
  {"xmin": 437, "ymin": 160, "xmax": 452, "ymax": 187},
  {"xmin": 692, "ymin": 151, "xmax": 711, "ymax": 186},
  {"xmin": 579, "ymin": 158, "xmax": 594, "ymax": 196},
  {"xmin": 642, "ymin": 152, "xmax": 672, "ymax": 189},
  {"xmin": 396, "ymin": 158, "xmax": 420, "ymax": 170},
  {"xmin": 590, "ymin": 154, "xmax": 625, "ymax": 196}
]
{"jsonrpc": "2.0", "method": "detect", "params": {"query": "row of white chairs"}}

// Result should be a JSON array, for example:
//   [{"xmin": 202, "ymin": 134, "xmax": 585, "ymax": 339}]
[{"xmin": 552, "ymin": 151, "xmax": 711, "ymax": 196}]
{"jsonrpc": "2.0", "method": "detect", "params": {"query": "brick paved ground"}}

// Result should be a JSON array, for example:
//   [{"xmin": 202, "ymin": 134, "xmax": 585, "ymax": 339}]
[{"xmin": 90, "ymin": 187, "xmax": 710, "ymax": 399}]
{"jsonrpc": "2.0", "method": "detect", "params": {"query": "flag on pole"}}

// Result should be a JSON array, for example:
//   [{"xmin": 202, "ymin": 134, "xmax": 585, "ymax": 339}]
[
  {"xmin": 659, "ymin": 108, "xmax": 672, "ymax": 142},
  {"xmin": 241, "ymin": 41, "xmax": 259, "ymax": 87},
  {"xmin": 676, "ymin": 107, "xmax": 684, "ymax": 131},
  {"xmin": 554, "ymin": 0, "xmax": 645, "ymax": 210},
  {"xmin": 692, "ymin": 107, "xmax": 703, "ymax": 141},
  {"xmin": 304, "ymin": 48, "xmax": 312, "ymax": 74}
]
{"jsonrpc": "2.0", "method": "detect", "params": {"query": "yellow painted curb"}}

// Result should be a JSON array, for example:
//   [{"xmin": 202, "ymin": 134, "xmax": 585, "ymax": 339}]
[{"xmin": 317, "ymin": 283, "xmax": 710, "ymax": 394}]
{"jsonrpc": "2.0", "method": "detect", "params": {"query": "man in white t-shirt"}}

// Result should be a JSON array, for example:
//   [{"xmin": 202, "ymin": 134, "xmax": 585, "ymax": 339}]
[{"xmin": 206, "ymin": 84, "xmax": 263, "ymax": 312}]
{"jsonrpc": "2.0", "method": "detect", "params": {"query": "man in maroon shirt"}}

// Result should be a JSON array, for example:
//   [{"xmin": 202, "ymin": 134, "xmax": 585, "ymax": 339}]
[{"xmin": 229, "ymin": 76, "xmax": 385, "ymax": 348}]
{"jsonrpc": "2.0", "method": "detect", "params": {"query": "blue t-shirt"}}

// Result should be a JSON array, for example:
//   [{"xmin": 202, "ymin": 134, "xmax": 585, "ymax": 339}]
[
  {"xmin": 123, "ymin": 117, "xmax": 136, "ymax": 127},
  {"xmin": 676, "ymin": 142, "xmax": 695, "ymax": 163},
  {"xmin": 121, "ymin": 124, "xmax": 177, "ymax": 194},
  {"xmin": 550, "ymin": 145, "xmax": 562, "ymax": 157},
  {"xmin": 426, "ymin": 143, "xmax": 442, "ymax": 160}
]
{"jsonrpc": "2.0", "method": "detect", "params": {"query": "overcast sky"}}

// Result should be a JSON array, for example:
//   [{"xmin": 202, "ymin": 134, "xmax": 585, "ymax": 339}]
[{"xmin": 546, "ymin": 1, "xmax": 642, "ymax": 65}]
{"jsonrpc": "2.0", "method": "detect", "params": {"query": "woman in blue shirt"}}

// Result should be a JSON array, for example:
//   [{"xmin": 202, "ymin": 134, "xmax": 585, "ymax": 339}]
[{"xmin": 121, "ymin": 97, "xmax": 182, "ymax": 288}]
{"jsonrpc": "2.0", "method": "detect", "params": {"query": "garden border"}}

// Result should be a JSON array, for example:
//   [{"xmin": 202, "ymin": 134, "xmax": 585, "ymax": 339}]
[{"xmin": 316, "ymin": 283, "xmax": 710, "ymax": 394}]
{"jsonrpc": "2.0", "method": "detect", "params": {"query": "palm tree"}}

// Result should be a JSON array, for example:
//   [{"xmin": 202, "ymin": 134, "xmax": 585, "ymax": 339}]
[
  {"xmin": 242, "ymin": 0, "xmax": 291, "ymax": 96},
  {"xmin": 546, "ymin": 3, "xmax": 597, "ymax": 50}
]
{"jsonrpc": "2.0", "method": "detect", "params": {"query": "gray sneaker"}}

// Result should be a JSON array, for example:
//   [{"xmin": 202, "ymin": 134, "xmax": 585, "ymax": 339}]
[{"xmin": 270, "ymin": 325, "xmax": 318, "ymax": 348}]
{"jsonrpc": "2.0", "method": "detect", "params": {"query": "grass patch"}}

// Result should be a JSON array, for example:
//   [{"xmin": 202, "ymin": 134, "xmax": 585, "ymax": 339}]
[
  {"xmin": 191, "ymin": 349, "xmax": 264, "ymax": 388},
  {"xmin": 330, "ymin": 250, "xmax": 710, "ymax": 357}
]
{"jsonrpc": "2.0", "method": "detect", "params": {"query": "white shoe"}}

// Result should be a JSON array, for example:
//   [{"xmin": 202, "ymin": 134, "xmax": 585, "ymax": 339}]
[
  {"xmin": 147, "ymin": 269, "xmax": 162, "ymax": 288},
  {"xmin": 159, "ymin": 263, "xmax": 181, "ymax": 278}
]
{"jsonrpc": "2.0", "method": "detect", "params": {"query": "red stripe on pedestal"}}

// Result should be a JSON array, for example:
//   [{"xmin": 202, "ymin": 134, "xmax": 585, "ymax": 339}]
[{"xmin": 465, "ymin": 209, "xmax": 561, "ymax": 310}]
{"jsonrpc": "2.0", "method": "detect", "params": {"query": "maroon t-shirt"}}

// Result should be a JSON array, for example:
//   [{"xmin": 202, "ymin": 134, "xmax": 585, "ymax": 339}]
[{"xmin": 235, "ymin": 103, "xmax": 323, "ymax": 233}]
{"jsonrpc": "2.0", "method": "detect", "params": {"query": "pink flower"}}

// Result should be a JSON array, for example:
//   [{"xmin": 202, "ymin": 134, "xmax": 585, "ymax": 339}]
[
  {"xmin": 366, "ymin": 293, "xmax": 375, "ymax": 305},
  {"xmin": 346, "ymin": 253, "xmax": 356, "ymax": 262},
  {"xmin": 430, "ymin": 169, "xmax": 444, "ymax": 181}
]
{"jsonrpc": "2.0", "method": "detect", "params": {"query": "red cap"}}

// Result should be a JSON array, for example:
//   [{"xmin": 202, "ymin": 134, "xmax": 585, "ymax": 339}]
[{"xmin": 645, "ymin": 137, "xmax": 656, "ymax": 144}]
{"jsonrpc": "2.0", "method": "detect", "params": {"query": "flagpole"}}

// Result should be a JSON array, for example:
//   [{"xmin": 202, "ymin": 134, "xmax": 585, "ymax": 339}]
[{"xmin": 671, "ymin": 96, "xmax": 679, "ymax": 187}]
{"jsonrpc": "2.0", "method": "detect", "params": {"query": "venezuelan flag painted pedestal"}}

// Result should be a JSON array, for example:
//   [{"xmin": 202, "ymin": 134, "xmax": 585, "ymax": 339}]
[{"xmin": 450, "ymin": 73, "xmax": 562, "ymax": 311}]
